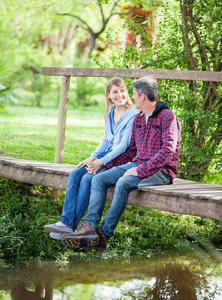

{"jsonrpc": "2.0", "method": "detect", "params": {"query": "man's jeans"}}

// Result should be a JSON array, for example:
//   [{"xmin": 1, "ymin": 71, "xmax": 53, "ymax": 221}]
[
  {"xmin": 60, "ymin": 166, "xmax": 107, "ymax": 230},
  {"xmin": 85, "ymin": 162, "xmax": 171, "ymax": 237}
]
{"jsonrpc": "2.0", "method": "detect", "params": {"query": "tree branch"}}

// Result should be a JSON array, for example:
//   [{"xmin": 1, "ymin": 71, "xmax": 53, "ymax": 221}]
[
  {"xmin": 187, "ymin": 6, "xmax": 211, "ymax": 70},
  {"xmin": 53, "ymin": 5, "xmax": 94, "ymax": 36},
  {"xmin": 95, "ymin": 1, "xmax": 120, "ymax": 36},
  {"xmin": 98, "ymin": 0, "xmax": 105, "ymax": 24},
  {"xmin": 190, "ymin": 163, "xmax": 211, "ymax": 176},
  {"xmin": 179, "ymin": 0, "xmax": 196, "ymax": 70},
  {"xmin": 179, "ymin": 0, "xmax": 198, "ymax": 97}
]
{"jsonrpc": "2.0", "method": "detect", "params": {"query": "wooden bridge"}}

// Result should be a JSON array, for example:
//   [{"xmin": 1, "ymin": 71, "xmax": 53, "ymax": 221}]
[
  {"xmin": 1, "ymin": 157, "xmax": 222, "ymax": 221},
  {"xmin": 1, "ymin": 67, "xmax": 222, "ymax": 221}
]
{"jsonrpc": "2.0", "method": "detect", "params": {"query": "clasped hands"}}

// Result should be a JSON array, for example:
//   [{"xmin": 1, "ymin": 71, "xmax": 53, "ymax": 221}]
[
  {"xmin": 77, "ymin": 158, "xmax": 138, "ymax": 176},
  {"xmin": 77, "ymin": 157, "xmax": 103, "ymax": 174}
]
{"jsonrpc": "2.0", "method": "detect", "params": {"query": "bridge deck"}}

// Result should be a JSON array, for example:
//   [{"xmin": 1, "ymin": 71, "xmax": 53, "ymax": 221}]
[{"xmin": 1, "ymin": 157, "xmax": 222, "ymax": 221}]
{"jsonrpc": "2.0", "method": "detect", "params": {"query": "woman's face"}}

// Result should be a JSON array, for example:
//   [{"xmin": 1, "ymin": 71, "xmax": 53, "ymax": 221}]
[{"xmin": 108, "ymin": 84, "xmax": 127, "ymax": 108}]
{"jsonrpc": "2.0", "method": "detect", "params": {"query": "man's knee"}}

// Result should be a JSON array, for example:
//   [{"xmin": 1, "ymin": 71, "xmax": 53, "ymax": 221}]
[
  {"xmin": 115, "ymin": 176, "xmax": 132, "ymax": 192},
  {"xmin": 91, "ymin": 172, "xmax": 105, "ymax": 187},
  {"xmin": 115, "ymin": 176, "xmax": 137, "ymax": 192}
]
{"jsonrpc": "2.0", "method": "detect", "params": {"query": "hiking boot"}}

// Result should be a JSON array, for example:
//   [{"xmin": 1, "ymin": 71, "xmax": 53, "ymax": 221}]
[
  {"xmin": 82, "ymin": 227, "xmax": 110, "ymax": 252},
  {"xmin": 61, "ymin": 222, "xmax": 100, "ymax": 249}
]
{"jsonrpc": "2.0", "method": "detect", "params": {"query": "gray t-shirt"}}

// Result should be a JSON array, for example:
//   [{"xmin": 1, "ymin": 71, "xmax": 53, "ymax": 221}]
[{"xmin": 145, "ymin": 112, "xmax": 153, "ymax": 124}]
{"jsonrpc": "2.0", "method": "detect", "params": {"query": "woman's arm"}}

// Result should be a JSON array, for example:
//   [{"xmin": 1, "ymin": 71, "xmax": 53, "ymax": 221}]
[
  {"xmin": 90, "ymin": 125, "xmax": 109, "ymax": 159},
  {"xmin": 89, "ymin": 110, "xmax": 138, "ymax": 173},
  {"xmin": 100, "ymin": 113, "xmax": 136, "ymax": 165}
]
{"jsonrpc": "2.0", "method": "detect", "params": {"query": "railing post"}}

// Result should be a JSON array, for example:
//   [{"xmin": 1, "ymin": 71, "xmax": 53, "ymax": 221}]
[{"xmin": 51, "ymin": 75, "xmax": 70, "ymax": 199}]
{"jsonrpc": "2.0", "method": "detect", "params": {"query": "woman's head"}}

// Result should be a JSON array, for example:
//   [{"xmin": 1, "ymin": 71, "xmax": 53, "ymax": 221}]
[{"xmin": 105, "ymin": 77, "xmax": 133, "ymax": 119}]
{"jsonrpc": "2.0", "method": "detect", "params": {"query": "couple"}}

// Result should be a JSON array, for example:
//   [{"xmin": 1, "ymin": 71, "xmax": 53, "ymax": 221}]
[{"xmin": 44, "ymin": 76, "xmax": 181, "ymax": 252}]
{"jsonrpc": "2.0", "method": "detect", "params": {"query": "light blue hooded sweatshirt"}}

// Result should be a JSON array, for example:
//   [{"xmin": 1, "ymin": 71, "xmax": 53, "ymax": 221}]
[{"xmin": 91, "ymin": 105, "xmax": 138, "ymax": 166}]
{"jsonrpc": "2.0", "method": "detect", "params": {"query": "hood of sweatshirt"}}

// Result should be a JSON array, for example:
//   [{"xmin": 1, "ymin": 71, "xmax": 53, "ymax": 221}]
[{"xmin": 152, "ymin": 100, "xmax": 169, "ymax": 117}]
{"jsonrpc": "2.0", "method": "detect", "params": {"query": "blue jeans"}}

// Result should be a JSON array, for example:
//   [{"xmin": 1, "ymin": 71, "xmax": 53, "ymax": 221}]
[
  {"xmin": 60, "ymin": 166, "xmax": 107, "ymax": 230},
  {"xmin": 85, "ymin": 162, "xmax": 171, "ymax": 237}
]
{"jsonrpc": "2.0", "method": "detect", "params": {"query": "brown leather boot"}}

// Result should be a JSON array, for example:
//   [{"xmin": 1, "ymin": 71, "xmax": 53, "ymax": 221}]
[
  {"xmin": 82, "ymin": 227, "xmax": 110, "ymax": 252},
  {"xmin": 61, "ymin": 222, "xmax": 100, "ymax": 249}
]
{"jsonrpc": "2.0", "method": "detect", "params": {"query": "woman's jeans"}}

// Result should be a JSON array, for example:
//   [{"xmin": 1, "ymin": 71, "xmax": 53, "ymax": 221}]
[
  {"xmin": 85, "ymin": 162, "xmax": 171, "ymax": 237},
  {"xmin": 60, "ymin": 166, "xmax": 107, "ymax": 230}
]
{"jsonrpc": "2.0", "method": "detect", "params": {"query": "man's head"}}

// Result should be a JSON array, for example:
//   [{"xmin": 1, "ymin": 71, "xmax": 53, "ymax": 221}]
[
  {"xmin": 132, "ymin": 76, "xmax": 158, "ymax": 112},
  {"xmin": 132, "ymin": 76, "xmax": 158, "ymax": 102}
]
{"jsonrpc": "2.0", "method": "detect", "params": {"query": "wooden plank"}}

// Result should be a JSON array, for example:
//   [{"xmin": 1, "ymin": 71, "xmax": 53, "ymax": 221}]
[
  {"xmin": 172, "ymin": 178, "xmax": 199, "ymax": 185},
  {"xmin": 139, "ymin": 183, "xmax": 222, "ymax": 199},
  {"xmin": 106, "ymin": 187, "xmax": 222, "ymax": 221},
  {"xmin": 141, "ymin": 183, "xmax": 222, "ymax": 191},
  {"xmin": 0, "ymin": 158, "xmax": 75, "ymax": 175},
  {"xmin": 42, "ymin": 67, "xmax": 222, "ymax": 82}
]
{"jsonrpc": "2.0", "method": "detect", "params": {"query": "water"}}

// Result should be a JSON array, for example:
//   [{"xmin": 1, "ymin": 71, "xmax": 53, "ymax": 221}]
[{"xmin": 0, "ymin": 252, "xmax": 222, "ymax": 299}]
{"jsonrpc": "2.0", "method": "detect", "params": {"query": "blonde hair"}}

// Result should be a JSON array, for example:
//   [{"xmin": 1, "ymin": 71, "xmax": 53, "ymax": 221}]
[{"xmin": 105, "ymin": 77, "xmax": 134, "ymax": 122}]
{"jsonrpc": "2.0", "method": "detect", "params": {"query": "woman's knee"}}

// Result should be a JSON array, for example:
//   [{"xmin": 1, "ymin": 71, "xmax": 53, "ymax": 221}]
[
  {"xmin": 81, "ymin": 172, "xmax": 94, "ymax": 187},
  {"xmin": 68, "ymin": 167, "xmax": 86, "ymax": 182}
]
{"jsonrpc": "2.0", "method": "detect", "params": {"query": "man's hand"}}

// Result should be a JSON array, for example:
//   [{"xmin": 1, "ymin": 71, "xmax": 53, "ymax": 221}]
[{"xmin": 124, "ymin": 167, "xmax": 138, "ymax": 176}]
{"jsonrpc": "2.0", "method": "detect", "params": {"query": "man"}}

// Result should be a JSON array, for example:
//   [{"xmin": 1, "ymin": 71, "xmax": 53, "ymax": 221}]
[{"xmin": 61, "ymin": 76, "xmax": 181, "ymax": 251}]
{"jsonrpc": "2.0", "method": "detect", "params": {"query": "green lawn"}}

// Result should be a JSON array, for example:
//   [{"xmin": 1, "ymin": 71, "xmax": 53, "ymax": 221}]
[{"xmin": 0, "ymin": 105, "xmax": 105, "ymax": 164}]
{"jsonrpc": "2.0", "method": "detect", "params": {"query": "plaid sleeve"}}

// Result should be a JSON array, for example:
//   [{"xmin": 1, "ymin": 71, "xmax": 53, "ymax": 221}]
[
  {"xmin": 137, "ymin": 111, "xmax": 181, "ymax": 178},
  {"xmin": 106, "ymin": 118, "xmax": 137, "ymax": 169}
]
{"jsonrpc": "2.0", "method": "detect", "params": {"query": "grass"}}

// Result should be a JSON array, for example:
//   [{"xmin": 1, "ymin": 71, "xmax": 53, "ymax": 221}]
[
  {"xmin": 0, "ymin": 104, "xmax": 222, "ymax": 263},
  {"xmin": 0, "ymin": 104, "xmax": 105, "ymax": 163}
]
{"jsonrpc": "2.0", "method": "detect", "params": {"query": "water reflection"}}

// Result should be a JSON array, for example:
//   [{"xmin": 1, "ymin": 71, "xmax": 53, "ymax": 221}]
[
  {"xmin": 0, "ymin": 253, "xmax": 221, "ymax": 299},
  {"xmin": 10, "ymin": 281, "xmax": 53, "ymax": 300}
]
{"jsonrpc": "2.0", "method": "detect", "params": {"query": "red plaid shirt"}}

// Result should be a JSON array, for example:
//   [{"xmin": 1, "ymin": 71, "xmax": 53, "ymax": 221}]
[{"xmin": 106, "ymin": 101, "xmax": 181, "ymax": 182}]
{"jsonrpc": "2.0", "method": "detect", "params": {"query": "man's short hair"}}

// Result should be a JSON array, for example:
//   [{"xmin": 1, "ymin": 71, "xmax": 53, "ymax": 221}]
[{"xmin": 132, "ymin": 76, "xmax": 158, "ymax": 102}]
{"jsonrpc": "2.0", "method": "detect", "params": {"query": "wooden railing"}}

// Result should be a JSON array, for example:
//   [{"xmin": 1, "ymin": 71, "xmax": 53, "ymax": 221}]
[{"xmin": 41, "ymin": 67, "xmax": 222, "ymax": 198}]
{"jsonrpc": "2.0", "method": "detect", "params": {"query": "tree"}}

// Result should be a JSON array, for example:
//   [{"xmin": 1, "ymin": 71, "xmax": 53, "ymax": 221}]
[
  {"xmin": 53, "ymin": 0, "xmax": 130, "ymax": 55},
  {"xmin": 177, "ymin": 0, "xmax": 222, "ymax": 180}
]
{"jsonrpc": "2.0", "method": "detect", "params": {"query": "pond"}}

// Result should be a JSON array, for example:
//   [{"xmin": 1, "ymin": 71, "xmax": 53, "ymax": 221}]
[{"xmin": 0, "ymin": 251, "xmax": 222, "ymax": 300}]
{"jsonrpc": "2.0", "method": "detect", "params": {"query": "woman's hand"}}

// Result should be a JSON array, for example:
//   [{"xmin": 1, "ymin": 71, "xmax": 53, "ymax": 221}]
[
  {"xmin": 77, "ymin": 157, "xmax": 95, "ymax": 168},
  {"xmin": 86, "ymin": 158, "xmax": 104, "ymax": 174}
]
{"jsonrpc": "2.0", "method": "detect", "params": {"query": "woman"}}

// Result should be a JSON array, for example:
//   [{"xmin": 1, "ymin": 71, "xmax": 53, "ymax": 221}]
[{"xmin": 44, "ymin": 77, "xmax": 138, "ymax": 239}]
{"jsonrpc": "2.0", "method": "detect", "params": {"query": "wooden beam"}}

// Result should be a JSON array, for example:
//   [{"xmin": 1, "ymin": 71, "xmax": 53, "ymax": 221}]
[
  {"xmin": 52, "ymin": 75, "xmax": 70, "ymax": 199},
  {"xmin": 42, "ymin": 67, "xmax": 222, "ymax": 82},
  {"xmin": 54, "ymin": 76, "xmax": 70, "ymax": 164}
]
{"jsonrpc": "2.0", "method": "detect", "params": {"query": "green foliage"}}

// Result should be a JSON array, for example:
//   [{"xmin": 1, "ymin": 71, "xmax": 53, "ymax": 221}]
[
  {"xmin": 0, "ymin": 83, "xmax": 20, "ymax": 112},
  {"xmin": 0, "ymin": 0, "xmax": 125, "ymax": 108},
  {"xmin": 0, "ymin": 178, "xmax": 65, "ymax": 262},
  {"xmin": 1, "ymin": 177, "xmax": 222, "ymax": 263},
  {"xmin": 110, "ymin": 206, "xmax": 222, "ymax": 254}
]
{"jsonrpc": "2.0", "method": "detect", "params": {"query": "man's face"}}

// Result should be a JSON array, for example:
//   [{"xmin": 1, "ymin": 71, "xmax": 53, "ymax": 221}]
[{"xmin": 132, "ymin": 88, "xmax": 142, "ymax": 110}]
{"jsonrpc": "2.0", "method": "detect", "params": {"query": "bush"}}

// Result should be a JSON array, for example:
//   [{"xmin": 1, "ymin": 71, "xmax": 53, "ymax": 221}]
[
  {"xmin": 1, "ymin": 178, "xmax": 222, "ymax": 263},
  {"xmin": 0, "ymin": 178, "xmax": 64, "ymax": 262}
]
